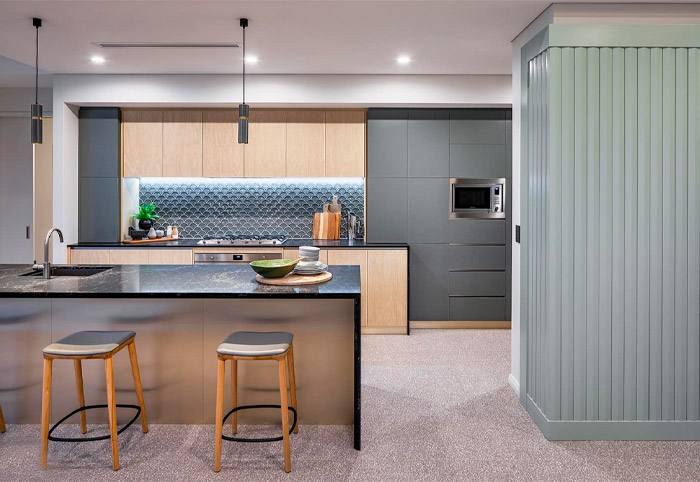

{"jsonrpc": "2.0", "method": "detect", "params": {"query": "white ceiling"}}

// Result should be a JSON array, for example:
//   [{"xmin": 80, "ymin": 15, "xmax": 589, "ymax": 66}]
[
  {"xmin": 0, "ymin": 0, "xmax": 554, "ymax": 78},
  {"xmin": 1, "ymin": 0, "xmax": 698, "ymax": 83}
]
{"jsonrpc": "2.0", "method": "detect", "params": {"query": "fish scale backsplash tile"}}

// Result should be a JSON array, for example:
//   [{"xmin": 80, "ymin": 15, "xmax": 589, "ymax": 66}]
[{"xmin": 139, "ymin": 178, "xmax": 365, "ymax": 239}]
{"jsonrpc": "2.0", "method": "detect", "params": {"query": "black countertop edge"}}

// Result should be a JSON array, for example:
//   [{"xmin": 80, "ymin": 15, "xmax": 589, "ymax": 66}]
[
  {"xmin": 0, "ymin": 292, "xmax": 359, "ymax": 299},
  {"xmin": 68, "ymin": 239, "xmax": 408, "ymax": 249}
]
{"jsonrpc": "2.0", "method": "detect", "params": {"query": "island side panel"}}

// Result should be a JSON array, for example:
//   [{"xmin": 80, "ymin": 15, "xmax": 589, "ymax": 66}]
[
  {"xmin": 202, "ymin": 298, "xmax": 355, "ymax": 426},
  {"xmin": 0, "ymin": 299, "xmax": 52, "ymax": 424},
  {"xmin": 50, "ymin": 298, "xmax": 205, "ymax": 424}
]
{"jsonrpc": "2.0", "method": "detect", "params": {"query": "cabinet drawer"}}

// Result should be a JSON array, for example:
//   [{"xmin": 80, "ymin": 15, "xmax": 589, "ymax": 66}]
[
  {"xmin": 449, "ymin": 272, "xmax": 505, "ymax": 297},
  {"xmin": 449, "ymin": 297, "xmax": 506, "ymax": 321},
  {"xmin": 109, "ymin": 249, "xmax": 149, "ymax": 265},
  {"xmin": 448, "ymin": 220, "xmax": 505, "ymax": 245},
  {"xmin": 448, "ymin": 246, "xmax": 505, "ymax": 271},
  {"xmin": 69, "ymin": 249, "xmax": 111, "ymax": 265}
]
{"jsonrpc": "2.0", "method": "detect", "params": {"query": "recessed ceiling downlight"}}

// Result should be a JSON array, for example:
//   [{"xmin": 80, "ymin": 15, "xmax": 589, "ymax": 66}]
[
  {"xmin": 91, "ymin": 55, "xmax": 105, "ymax": 64},
  {"xmin": 396, "ymin": 54, "xmax": 411, "ymax": 65}
]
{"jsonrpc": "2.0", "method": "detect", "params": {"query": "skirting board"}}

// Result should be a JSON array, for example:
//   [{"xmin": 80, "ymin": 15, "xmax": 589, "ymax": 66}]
[
  {"xmin": 526, "ymin": 396, "xmax": 700, "ymax": 440},
  {"xmin": 361, "ymin": 326, "xmax": 407, "ymax": 335},
  {"xmin": 508, "ymin": 373, "xmax": 520, "ymax": 396},
  {"xmin": 410, "ymin": 321, "xmax": 511, "ymax": 329}
]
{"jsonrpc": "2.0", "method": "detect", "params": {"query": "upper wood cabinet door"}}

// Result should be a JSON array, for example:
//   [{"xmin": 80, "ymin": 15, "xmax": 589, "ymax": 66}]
[
  {"xmin": 123, "ymin": 110, "xmax": 163, "ymax": 177},
  {"xmin": 325, "ymin": 110, "xmax": 366, "ymax": 178},
  {"xmin": 202, "ymin": 110, "xmax": 244, "ymax": 177},
  {"xmin": 286, "ymin": 110, "xmax": 325, "ymax": 177},
  {"xmin": 163, "ymin": 110, "xmax": 203, "ymax": 177},
  {"xmin": 245, "ymin": 110, "xmax": 286, "ymax": 177},
  {"xmin": 367, "ymin": 249, "xmax": 408, "ymax": 327}
]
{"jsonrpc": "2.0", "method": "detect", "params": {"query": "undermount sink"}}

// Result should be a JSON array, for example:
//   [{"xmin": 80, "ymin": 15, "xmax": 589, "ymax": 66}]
[{"xmin": 22, "ymin": 266, "xmax": 113, "ymax": 278}]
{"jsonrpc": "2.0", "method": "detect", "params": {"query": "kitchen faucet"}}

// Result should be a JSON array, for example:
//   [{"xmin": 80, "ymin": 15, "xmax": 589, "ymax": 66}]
[{"xmin": 43, "ymin": 228, "xmax": 64, "ymax": 280}]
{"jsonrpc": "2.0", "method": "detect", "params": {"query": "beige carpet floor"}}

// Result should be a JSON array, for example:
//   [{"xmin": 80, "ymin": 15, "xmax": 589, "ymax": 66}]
[{"xmin": 2, "ymin": 329, "xmax": 700, "ymax": 481}]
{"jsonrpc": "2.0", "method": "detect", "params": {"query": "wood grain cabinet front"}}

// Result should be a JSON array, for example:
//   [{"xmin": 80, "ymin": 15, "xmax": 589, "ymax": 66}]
[
  {"xmin": 286, "ymin": 111, "xmax": 326, "ymax": 177},
  {"xmin": 325, "ymin": 110, "xmax": 366, "ymax": 178},
  {"xmin": 162, "ymin": 110, "xmax": 203, "ymax": 177},
  {"xmin": 327, "ymin": 249, "xmax": 368, "ymax": 327},
  {"xmin": 202, "ymin": 110, "xmax": 244, "ymax": 177},
  {"xmin": 245, "ymin": 110, "xmax": 287, "ymax": 177},
  {"xmin": 367, "ymin": 249, "xmax": 408, "ymax": 331},
  {"xmin": 122, "ymin": 110, "xmax": 163, "ymax": 177}
]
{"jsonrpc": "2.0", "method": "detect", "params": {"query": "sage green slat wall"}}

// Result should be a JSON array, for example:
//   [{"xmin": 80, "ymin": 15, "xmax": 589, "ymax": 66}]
[{"xmin": 526, "ymin": 45, "xmax": 700, "ymax": 425}]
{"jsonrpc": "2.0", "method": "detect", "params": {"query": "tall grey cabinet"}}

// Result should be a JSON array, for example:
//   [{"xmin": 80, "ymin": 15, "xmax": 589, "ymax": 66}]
[
  {"xmin": 521, "ymin": 24, "xmax": 700, "ymax": 440},
  {"xmin": 366, "ymin": 108, "xmax": 512, "ymax": 323}
]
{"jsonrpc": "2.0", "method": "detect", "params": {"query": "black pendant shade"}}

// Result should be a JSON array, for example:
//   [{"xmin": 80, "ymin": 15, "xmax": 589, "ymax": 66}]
[
  {"xmin": 238, "ymin": 18, "xmax": 249, "ymax": 144},
  {"xmin": 31, "ymin": 17, "xmax": 42, "ymax": 144}
]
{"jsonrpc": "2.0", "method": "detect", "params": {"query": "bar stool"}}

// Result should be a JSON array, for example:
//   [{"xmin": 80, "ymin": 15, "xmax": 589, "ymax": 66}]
[
  {"xmin": 40, "ymin": 330, "xmax": 148, "ymax": 471},
  {"xmin": 214, "ymin": 331, "xmax": 298, "ymax": 473},
  {"xmin": 0, "ymin": 404, "xmax": 5, "ymax": 432}
]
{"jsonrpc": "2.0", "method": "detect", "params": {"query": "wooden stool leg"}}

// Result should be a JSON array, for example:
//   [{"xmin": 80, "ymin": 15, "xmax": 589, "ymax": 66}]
[
  {"xmin": 287, "ymin": 345, "xmax": 298, "ymax": 434},
  {"xmin": 278, "ymin": 358, "xmax": 291, "ymax": 473},
  {"xmin": 104, "ymin": 356, "xmax": 120, "ymax": 471},
  {"xmin": 40, "ymin": 358, "xmax": 52, "ymax": 469},
  {"xmin": 0, "ymin": 403, "xmax": 6, "ymax": 433},
  {"xmin": 214, "ymin": 358, "xmax": 225, "ymax": 472},
  {"xmin": 127, "ymin": 341, "xmax": 149, "ymax": 433},
  {"xmin": 231, "ymin": 359, "xmax": 238, "ymax": 434},
  {"xmin": 73, "ymin": 360, "xmax": 88, "ymax": 434}
]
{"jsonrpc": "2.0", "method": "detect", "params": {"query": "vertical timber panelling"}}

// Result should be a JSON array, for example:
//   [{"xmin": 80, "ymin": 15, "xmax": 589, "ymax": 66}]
[
  {"xmin": 586, "ymin": 47, "xmax": 600, "ymax": 421},
  {"xmin": 561, "ymin": 47, "xmax": 576, "ymax": 420},
  {"xmin": 649, "ymin": 48, "xmax": 664, "ymax": 420},
  {"xmin": 662, "ymin": 48, "xmax": 676, "ymax": 421},
  {"xmin": 573, "ymin": 47, "xmax": 588, "ymax": 421},
  {"xmin": 674, "ymin": 48, "xmax": 689, "ymax": 421},
  {"xmin": 624, "ymin": 47, "xmax": 638, "ymax": 420},
  {"xmin": 598, "ymin": 47, "xmax": 614, "ymax": 421},
  {"xmin": 526, "ymin": 43, "xmax": 700, "ymax": 429},
  {"xmin": 636, "ymin": 47, "xmax": 651, "ymax": 421},
  {"xmin": 688, "ymin": 48, "xmax": 700, "ymax": 421}
]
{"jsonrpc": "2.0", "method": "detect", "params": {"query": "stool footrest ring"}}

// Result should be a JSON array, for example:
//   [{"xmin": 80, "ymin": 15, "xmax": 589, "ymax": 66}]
[
  {"xmin": 221, "ymin": 404, "xmax": 297, "ymax": 443},
  {"xmin": 47, "ymin": 404, "xmax": 141, "ymax": 443}
]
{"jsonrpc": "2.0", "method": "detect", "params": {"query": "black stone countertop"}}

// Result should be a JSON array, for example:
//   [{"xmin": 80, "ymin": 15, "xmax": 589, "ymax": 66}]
[
  {"xmin": 68, "ymin": 239, "xmax": 408, "ymax": 249},
  {"xmin": 0, "ymin": 264, "xmax": 361, "ymax": 299}
]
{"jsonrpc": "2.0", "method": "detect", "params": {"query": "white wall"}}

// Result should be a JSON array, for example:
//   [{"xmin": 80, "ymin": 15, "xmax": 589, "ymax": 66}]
[
  {"xmin": 509, "ymin": 2, "xmax": 700, "ymax": 397},
  {"xmin": 51, "ymin": 73, "xmax": 511, "ymax": 261}
]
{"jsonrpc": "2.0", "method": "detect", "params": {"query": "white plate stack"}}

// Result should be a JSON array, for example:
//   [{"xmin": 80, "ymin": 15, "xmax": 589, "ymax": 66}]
[{"xmin": 294, "ymin": 246, "xmax": 328, "ymax": 275}]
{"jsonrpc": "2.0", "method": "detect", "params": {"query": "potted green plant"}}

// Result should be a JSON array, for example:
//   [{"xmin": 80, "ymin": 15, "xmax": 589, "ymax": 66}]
[{"xmin": 135, "ymin": 203, "xmax": 159, "ymax": 231}]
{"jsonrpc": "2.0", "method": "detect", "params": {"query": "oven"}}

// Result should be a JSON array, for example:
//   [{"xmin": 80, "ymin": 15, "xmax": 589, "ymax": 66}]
[
  {"xmin": 450, "ymin": 178, "xmax": 505, "ymax": 219},
  {"xmin": 194, "ymin": 252, "xmax": 281, "ymax": 265}
]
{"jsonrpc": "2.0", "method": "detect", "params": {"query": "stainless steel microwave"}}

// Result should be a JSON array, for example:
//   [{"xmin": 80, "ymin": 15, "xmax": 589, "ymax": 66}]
[{"xmin": 450, "ymin": 178, "xmax": 506, "ymax": 219}]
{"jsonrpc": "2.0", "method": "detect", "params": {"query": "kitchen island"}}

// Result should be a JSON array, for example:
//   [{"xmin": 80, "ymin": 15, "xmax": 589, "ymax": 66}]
[{"xmin": 0, "ymin": 264, "xmax": 361, "ymax": 449}]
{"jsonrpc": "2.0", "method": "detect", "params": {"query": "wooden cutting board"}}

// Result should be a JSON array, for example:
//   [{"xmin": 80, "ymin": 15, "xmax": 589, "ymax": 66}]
[
  {"xmin": 256, "ymin": 271, "xmax": 332, "ymax": 286},
  {"xmin": 123, "ymin": 237, "xmax": 177, "ymax": 244},
  {"xmin": 312, "ymin": 212, "xmax": 341, "ymax": 240}
]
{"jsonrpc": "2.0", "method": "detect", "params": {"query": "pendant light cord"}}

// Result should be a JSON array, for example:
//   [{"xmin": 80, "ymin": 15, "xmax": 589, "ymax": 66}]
[
  {"xmin": 35, "ymin": 23, "xmax": 39, "ymax": 104},
  {"xmin": 242, "ymin": 23, "xmax": 245, "ymax": 104}
]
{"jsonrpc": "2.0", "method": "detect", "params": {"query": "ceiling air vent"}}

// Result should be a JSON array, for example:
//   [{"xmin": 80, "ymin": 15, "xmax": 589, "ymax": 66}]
[{"xmin": 98, "ymin": 42, "xmax": 240, "ymax": 48}]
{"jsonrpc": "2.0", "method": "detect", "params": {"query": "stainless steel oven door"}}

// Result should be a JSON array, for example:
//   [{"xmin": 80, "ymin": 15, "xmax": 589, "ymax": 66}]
[
  {"xmin": 450, "ymin": 178, "xmax": 506, "ymax": 219},
  {"xmin": 194, "ymin": 252, "xmax": 282, "ymax": 265}
]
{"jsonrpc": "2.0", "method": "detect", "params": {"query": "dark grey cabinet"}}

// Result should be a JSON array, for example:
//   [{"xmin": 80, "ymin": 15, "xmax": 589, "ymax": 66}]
[
  {"xmin": 408, "ymin": 110, "xmax": 449, "ymax": 177},
  {"xmin": 78, "ymin": 107, "xmax": 121, "ymax": 243},
  {"xmin": 410, "ymin": 244, "xmax": 449, "ymax": 321},
  {"xmin": 408, "ymin": 178, "xmax": 449, "ymax": 244},
  {"xmin": 366, "ymin": 178, "xmax": 408, "ymax": 243},
  {"xmin": 367, "ymin": 109, "xmax": 408, "ymax": 177},
  {"xmin": 367, "ymin": 107, "xmax": 512, "ymax": 322}
]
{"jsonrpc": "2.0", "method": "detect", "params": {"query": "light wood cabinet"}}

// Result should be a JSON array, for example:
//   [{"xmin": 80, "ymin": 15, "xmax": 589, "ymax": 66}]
[
  {"xmin": 367, "ymin": 249, "xmax": 408, "ymax": 329},
  {"xmin": 325, "ymin": 110, "xmax": 366, "ymax": 177},
  {"xmin": 286, "ymin": 111, "xmax": 325, "ymax": 177},
  {"xmin": 282, "ymin": 248, "xmax": 328, "ymax": 264},
  {"xmin": 163, "ymin": 110, "xmax": 203, "ymax": 177},
  {"xmin": 69, "ymin": 249, "xmax": 111, "ymax": 265},
  {"xmin": 327, "ymin": 249, "xmax": 368, "ymax": 326},
  {"xmin": 245, "ymin": 110, "xmax": 286, "ymax": 177},
  {"xmin": 108, "ymin": 249, "xmax": 150, "ymax": 265},
  {"xmin": 123, "ymin": 110, "xmax": 163, "ymax": 177},
  {"xmin": 147, "ymin": 249, "xmax": 193, "ymax": 265},
  {"xmin": 202, "ymin": 110, "xmax": 244, "ymax": 177}
]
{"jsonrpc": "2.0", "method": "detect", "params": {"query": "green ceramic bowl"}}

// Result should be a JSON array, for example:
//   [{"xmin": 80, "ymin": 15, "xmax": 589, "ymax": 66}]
[{"xmin": 250, "ymin": 258, "xmax": 301, "ymax": 279}]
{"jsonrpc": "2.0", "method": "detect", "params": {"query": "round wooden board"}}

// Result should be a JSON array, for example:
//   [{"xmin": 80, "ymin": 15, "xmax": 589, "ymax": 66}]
[{"xmin": 256, "ymin": 271, "xmax": 332, "ymax": 286}]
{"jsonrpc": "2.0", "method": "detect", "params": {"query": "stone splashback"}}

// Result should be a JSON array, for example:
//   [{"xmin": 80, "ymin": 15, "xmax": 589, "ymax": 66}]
[{"xmin": 139, "ymin": 178, "xmax": 365, "ymax": 239}]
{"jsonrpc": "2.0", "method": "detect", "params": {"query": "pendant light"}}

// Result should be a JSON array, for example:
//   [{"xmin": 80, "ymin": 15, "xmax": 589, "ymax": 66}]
[
  {"xmin": 31, "ymin": 17, "xmax": 43, "ymax": 144},
  {"xmin": 238, "ymin": 18, "xmax": 249, "ymax": 144}
]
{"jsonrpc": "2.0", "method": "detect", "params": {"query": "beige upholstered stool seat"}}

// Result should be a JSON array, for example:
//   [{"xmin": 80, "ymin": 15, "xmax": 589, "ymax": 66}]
[
  {"xmin": 217, "ymin": 331, "xmax": 293, "ymax": 357},
  {"xmin": 43, "ymin": 331, "xmax": 136, "ymax": 356}
]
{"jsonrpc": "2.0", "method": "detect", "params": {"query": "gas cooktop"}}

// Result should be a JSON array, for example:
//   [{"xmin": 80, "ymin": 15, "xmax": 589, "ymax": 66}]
[{"xmin": 196, "ymin": 234, "xmax": 287, "ymax": 246}]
